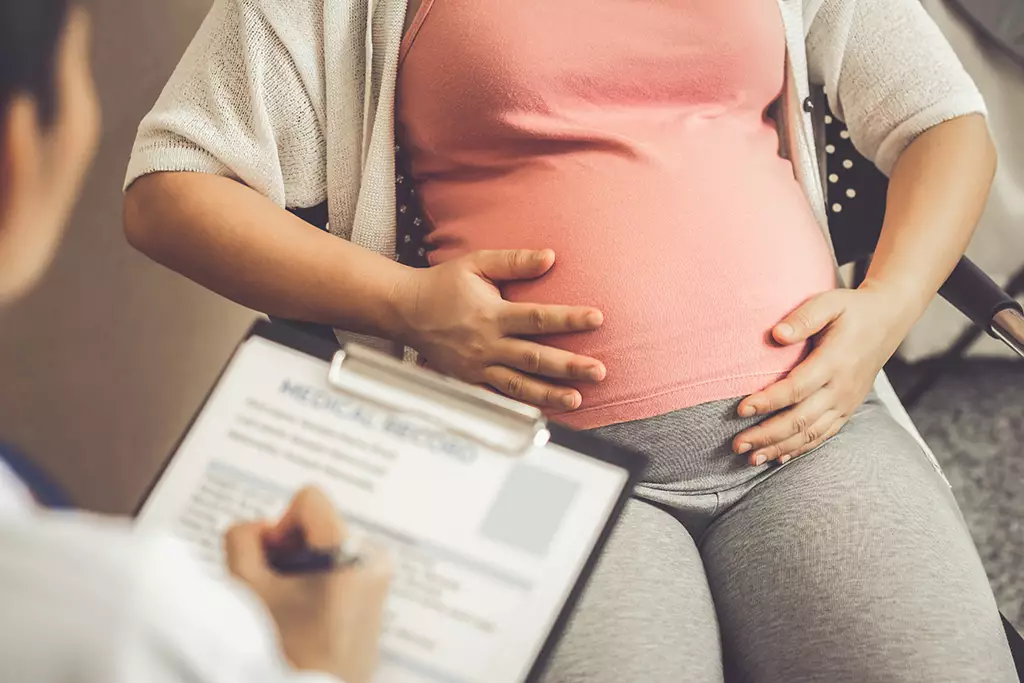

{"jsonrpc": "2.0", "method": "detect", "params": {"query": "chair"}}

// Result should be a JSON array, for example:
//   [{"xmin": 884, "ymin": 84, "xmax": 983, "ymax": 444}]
[{"xmin": 824, "ymin": 102, "xmax": 1024, "ymax": 677}]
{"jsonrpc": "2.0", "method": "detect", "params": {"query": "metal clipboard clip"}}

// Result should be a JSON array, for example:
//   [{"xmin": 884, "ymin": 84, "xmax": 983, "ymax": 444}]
[{"xmin": 327, "ymin": 344, "xmax": 551, "ymax": 456}]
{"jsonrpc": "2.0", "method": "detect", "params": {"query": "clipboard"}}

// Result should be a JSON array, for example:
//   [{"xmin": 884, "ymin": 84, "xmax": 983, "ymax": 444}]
[{"xmin": 136, "ymin": 319, "xmax": 648, "ymax": 683}]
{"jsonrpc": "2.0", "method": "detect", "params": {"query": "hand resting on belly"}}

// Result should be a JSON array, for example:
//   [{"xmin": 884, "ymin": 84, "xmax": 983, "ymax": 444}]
[{"xmin": 390, "ymin": 248, "xmax": 606, "ymax": 410}]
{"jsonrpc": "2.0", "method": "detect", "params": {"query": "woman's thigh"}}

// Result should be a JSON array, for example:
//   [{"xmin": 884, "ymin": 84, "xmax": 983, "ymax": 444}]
[
  {"xmin": 701, "ymin": 399, "xmax": 1016, "ymax": 682},
  {"xmin": 541, "ymin": 498, "xmax": 724, "ymax": 683}
]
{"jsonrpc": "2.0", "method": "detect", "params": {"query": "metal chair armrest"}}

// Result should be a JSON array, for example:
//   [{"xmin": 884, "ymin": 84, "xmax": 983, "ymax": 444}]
[
  {"xmin": 938, "ymin": 257, "xmax": 1024, "ymax": 357},
  {"xmin": 993, "ymin": 308, "xmax": 1024, "ymax": 358}
]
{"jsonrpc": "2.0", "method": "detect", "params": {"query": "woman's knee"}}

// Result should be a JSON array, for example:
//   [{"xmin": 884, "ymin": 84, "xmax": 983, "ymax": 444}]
[{"xmin": 541, "ymin": 500, "xmax": 724, "ymax": 683}]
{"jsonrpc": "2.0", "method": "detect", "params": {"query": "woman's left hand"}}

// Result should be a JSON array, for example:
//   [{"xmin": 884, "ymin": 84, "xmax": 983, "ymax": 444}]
[{"xmin": 732, "ymin": 284, "xmax": 915, "ymax": 466}]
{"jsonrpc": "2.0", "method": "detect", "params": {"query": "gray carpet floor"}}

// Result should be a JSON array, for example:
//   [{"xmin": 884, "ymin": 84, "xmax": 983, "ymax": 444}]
[{"xmin": 894, "ymin": 360, "xmax": 1024, "ymax": 630}]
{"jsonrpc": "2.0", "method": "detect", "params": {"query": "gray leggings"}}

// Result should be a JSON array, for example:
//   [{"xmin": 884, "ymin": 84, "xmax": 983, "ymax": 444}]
[{"xmin": 542, "ymin": 394, "xmax": 1017, "ymax": 682}]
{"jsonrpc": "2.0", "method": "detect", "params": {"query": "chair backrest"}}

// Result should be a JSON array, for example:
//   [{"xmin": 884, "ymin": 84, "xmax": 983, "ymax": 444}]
[{"xmin": 823, "ymin": 104, "xmax": 889, "ymax": 267}]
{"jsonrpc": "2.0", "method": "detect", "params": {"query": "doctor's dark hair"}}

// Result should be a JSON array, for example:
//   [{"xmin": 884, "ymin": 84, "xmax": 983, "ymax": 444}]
[{"xmin": 0, "ymin": 0, "xmax": 71, "ymax": 130}]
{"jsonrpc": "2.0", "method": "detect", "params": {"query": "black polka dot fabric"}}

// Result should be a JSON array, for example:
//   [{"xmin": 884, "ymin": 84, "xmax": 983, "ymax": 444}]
[
  {"xmin": 394, "ymin": 132, "xmax": 431, "ymax": 269},
  {"xmin": 824, "ymin": 102, "xmax": 889, "ymax": 266}
]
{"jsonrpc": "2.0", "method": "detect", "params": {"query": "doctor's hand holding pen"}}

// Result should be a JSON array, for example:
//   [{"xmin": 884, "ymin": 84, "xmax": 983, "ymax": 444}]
[{"xmin": 226, "ymin": 487, "xmax": 393, "ymax": 683}]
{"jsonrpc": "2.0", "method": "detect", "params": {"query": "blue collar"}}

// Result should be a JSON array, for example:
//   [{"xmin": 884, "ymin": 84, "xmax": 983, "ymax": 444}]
[{"xmin": 0, "ymin": 444, "xmax": 71, "ymax": 509}]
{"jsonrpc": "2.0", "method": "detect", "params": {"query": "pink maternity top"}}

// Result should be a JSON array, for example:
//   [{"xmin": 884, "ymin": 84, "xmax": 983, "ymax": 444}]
[{"xmin": 397, "ymin": 0, "xmax": 838, "ymax": 429}]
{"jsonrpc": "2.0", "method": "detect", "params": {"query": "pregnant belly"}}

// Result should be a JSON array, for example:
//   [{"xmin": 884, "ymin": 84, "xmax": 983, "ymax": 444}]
[{"xmin": 420, "ymin": 137, "xmax": 838, "ymax": 429}]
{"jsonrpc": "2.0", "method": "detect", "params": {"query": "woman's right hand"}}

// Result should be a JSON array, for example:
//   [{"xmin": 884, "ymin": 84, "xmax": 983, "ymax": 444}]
[
  {"xmin": 225, "ymin": 488, "xmax": 392, "ymax": 683},
  {"xmin": 390, "ymin": 249, "xmax": 606, "ymax": 410}
]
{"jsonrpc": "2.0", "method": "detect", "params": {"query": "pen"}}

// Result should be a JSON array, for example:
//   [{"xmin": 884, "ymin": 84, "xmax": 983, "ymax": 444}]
[{"xmin": 267, "ymin": 537, "xmax": 365, "ymax": 575}]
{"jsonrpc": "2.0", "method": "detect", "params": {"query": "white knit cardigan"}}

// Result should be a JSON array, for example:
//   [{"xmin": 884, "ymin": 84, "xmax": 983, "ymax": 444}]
[{"xmin": 125, "ymin": 0, "xmax": 985, "ymax": 464}]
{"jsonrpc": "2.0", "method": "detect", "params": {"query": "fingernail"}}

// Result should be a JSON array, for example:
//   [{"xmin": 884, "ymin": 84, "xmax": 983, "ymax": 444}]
[
  {"xmin": 586, "ymin": 310, "xmax": 604, "ymax": 327},
  {"xmin": 588, "ymin": 365, "xmax": 606, "ymax": 381},
  {"xmin": 779, "ymin": 455, "xmax": 792, "ymax": 465},
  {"xmin": 754, "ymin": 453, "xmax": 767, "ymax": 466},
  {"xmin": 537, "ymin": 249, "xmax": 555, "ymax": 262},
  {"xmin": 736, "ymin": 442, "xmax": 752, "ymax": 454},
  {"xmin": 738, "ymin": 405, "xmax": 756, "ymax": 418},
  {"xmin": 562, "ymin": 393, "xmax": 579, "ymax": 409},
  {"xmin": 775, "ymin": 323, "xmax": 794, "ymax": 340}
]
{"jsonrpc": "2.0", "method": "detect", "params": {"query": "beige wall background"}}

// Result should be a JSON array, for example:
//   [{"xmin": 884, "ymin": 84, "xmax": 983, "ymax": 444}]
[{"xmin": 0, "ymin": 0, "xmax": 254, "ymax": 514}]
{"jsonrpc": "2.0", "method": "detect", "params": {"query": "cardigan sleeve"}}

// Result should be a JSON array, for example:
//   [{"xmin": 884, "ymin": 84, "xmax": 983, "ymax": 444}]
[
  {"xmin": 124, "ymin": 0, "xmax": 328, "ymax": 210},
  {"xmin": 805, "ymin": 0, "xmax": 987, "ymax": 175}
]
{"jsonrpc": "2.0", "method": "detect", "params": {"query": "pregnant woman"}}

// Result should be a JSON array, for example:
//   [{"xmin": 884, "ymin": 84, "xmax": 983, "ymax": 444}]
[{"xmin": 123, "ymin": 0, "xmax": 1015, "ymax": 679}]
